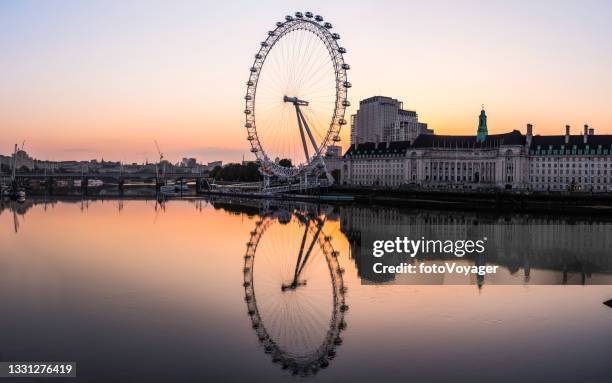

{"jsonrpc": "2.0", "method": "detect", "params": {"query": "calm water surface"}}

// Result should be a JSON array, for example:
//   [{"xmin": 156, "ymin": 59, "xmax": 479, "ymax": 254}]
[{"xmin": 1, "ymin": 198, "xmax": 611, "ymax": 383}]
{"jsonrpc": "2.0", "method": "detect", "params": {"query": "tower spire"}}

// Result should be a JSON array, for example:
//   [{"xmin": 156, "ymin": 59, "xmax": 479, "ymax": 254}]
[{"xmin": 476, "ymin": 106, "xmax": 488, "ymax": 143}]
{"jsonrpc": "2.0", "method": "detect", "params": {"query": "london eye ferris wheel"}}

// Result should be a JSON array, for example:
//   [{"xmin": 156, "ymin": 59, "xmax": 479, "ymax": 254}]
[{"xmin": 244, "ymin": 11, "xmax": 350, "ymax": 183}]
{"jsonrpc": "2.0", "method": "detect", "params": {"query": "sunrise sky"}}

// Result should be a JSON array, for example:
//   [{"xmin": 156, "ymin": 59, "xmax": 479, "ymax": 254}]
[{"xmin": 1, "ymin": 0, "xmax": 611, "ymax": 164}]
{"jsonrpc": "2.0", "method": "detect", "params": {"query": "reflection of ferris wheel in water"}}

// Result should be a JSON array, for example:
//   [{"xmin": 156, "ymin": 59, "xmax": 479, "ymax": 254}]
[
  {"xmin": 243, "ymin": 211, "xmax": 348, "ymax": 376},
  {"xmin": 244, "ymin": 11, "xmax": 350, "ymax": 185}
]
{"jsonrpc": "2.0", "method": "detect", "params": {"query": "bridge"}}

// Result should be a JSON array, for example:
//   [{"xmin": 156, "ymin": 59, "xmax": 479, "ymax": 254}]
[
  {"xmin": 2, "ymin": 171, "xmax": 203, "ymax": 181},
  {"xmin": 1, "ymin": 170, "xmax": 333, "ymax": 198},
  {"xmin": 1, "ymin": 170, "xmax": 211, "ymax": 196}
]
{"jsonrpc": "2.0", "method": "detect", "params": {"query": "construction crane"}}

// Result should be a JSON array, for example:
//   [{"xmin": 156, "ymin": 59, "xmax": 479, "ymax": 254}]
[
  {"xmin": 9, "ymin": 143, "xmax": 26, "ymax": 200},
  {"xmin": 154, "ymin": 140, "xmax": 166, "ymax": 186},
  {"xmin": 11, "ymin": 141, "xmax": 25, "ymax": 182},
  {"xmin": 154, "ymin": 139, "xmax": 164, "ymax": 162},
  {"xmin": 11, "ymin": 143, "xmax": 18, "ymax": 183}
]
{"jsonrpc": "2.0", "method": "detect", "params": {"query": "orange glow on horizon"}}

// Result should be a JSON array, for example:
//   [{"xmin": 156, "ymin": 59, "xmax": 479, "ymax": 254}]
[{"xmin": 2, "ymin": 2, "xmax": 611, "ymax": 163}]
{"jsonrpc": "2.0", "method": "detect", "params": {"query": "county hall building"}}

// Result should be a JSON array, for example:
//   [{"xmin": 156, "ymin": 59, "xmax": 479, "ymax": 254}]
[{"xmin": 341, "ymin": 96, "xmax": 612, "ymax": 192}]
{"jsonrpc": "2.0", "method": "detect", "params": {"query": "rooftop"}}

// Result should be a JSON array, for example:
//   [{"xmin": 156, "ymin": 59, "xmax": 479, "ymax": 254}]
[
  {"xmin": 530, "ymin": 135, "xmax": 612, "ymax": 150},
  {"xmin": 412, "ymin": 130, "xmax": 525, "ymax": 148},
  {"xmin": 344, "ymin": 141, "xmax": 411, "ymax": 157}
]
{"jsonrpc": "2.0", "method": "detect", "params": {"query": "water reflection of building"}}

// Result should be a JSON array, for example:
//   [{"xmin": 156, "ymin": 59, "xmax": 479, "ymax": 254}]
[
  {"xmin": 339, "ymin": 205, "xmax": 612, "ymax": 285},
  {"xmin": 0, "ymin": 199, "xmax": 36, "ymax": 215},
  {"xmin": 7, "ymin": 198, "xmax": 611, "ymax": 287},
  {"xmin": 204, "ymin": 198, "xmax": 612, "ymax": 285}
]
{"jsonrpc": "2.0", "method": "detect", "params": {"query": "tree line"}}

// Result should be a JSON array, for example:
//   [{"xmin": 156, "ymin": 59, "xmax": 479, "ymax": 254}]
[
  {"xmin": 209, "ymin": 162, "xmax": 261, "ymax": 182},
  {"xmin": 209, "ymin": 159, "xmax": 293, "ymax": 182}
]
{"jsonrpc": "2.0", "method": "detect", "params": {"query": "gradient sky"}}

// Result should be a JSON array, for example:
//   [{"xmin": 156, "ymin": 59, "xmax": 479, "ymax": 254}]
[{"xmin": 1, "ymin": 0, "xmax": 611, "ymax": 163}]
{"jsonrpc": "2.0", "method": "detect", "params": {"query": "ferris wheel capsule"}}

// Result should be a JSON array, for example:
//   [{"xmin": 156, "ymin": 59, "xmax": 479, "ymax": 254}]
[
  {"xmin": 295, "ymin": 11, "xmax": 303, "ymax": 18},
  {"xmin": 315, "ymin": 15, "xmax": 323, "ymax": 22},
  {"xmin": 331, "ymin": 33, "xmax": 340, "ymax": 39},
  {"xmin": 285, "ymin": 15, "xmax": 294, "ymax": 21},
  {"xmin": 276, "ymin": 21, "xmax": 283, "ymax": 27},
  {"xmin": 338, "ymin": 47, "xmax": 346, "ymax": 53},
  {"xmin": 323, "ymin": 22, "xmax": 332, "ymax": 29},
  {"xmin": 305, "ymin": 11, "xmax": 313, "ymax": 18}
]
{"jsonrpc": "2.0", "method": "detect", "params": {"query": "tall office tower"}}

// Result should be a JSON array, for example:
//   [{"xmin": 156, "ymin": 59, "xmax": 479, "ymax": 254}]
[{"xmin": 350, "ymin": 96, "xmax": 431, "ymax": 145}]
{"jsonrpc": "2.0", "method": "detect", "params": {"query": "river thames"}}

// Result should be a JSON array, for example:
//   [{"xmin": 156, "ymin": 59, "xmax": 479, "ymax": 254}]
[{"xmin": 1, "ymin": 198, "xmax": 611, "ymax": 382}]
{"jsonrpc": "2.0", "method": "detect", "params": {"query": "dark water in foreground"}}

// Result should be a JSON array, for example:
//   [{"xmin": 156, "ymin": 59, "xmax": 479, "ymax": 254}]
[{"xmin": 1, "ymin": 198, "xmax": 611, "ymax": 382}]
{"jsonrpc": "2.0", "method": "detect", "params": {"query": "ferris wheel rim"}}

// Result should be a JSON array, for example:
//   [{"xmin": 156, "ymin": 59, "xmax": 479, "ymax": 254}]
[
  {"xmin": 243, "ymin": 213, "xmax": 347, "ymax": 375},
  {"xmin": 244, "ymin": 12, "xmax": 349, "ymax": 178}
]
